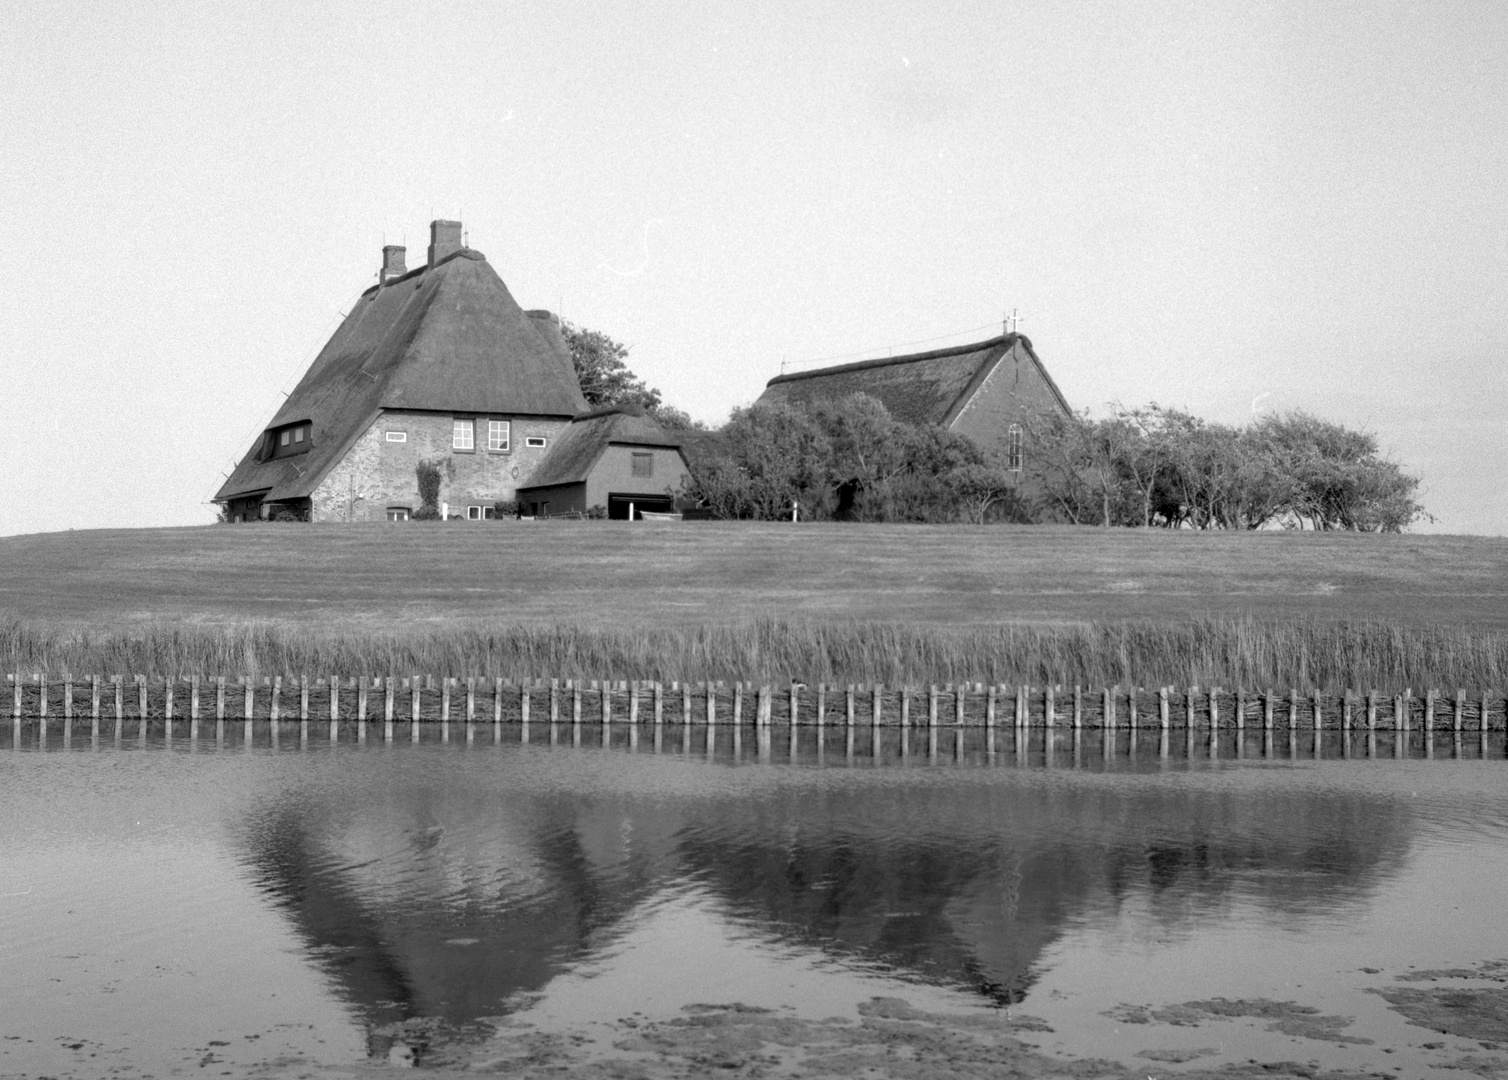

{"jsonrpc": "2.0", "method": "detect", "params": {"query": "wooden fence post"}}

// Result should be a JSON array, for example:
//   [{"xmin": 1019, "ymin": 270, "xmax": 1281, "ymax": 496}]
[
  {"xmin": 1045, "ymin": 685, "xmax": 1055, "ymax": 729},
  {"xmin": 682, "ymin": 681, "xmax": 691, "ymax": 726},
  {"xmin": 1104, "ymin": 686, "xmax": 1115, "ymax": 730},
  {"xmin": 928, "ymin": 685, "xmax": 938, "ymax": 728},
  {"xmin": 1367, "ymin": 689, "xmax": 1377, "ymax": 731},
  {"xmin": 873, "ymin": 684, "xmax": 883, "ymax": 727},
  {"xmin": 270, "ymin": 675, "xmax": 282, "ymax": 722},
  {"xmin": 1264, "ymin": 690, "xmax": 1275, "ymax": 731},
  {"xmin": 1313, "ymin": 688, "xmax": 1323, "ymax": 731},
  {"xmin": 1424, "ymin": 688, "xmax": 1436, "ymax": 733},
  {"xmin": 1159, "ymin": 686, "xmax": 1170, "ymax": 731},
  {"xmin": 653, "ymin": 681, "xmax": 663, "ymax": 725}
]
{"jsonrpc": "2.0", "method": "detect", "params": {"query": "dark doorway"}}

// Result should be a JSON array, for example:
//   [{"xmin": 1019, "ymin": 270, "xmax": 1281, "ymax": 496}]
[{"xmin": 608, "ymin": 494, "xmax": 674, "ymax": 520}]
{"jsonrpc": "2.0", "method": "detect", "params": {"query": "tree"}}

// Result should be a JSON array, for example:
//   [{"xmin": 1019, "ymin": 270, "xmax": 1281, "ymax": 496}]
[
  {"xmin": 562, "ymin": 321, "xmax": 702, "ymax": 429},
  {"xmin": 683, "ymin": 403, "xmax": 833, "ymax": 520},
  {"xmin": 1024, "ymin": 404, "xmax": 1427, "ymax": 531}
]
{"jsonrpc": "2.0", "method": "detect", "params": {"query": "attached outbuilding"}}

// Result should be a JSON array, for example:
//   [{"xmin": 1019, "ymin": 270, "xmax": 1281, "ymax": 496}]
[{"xmin": 516, "ymin": 406, "xmax": 691, "ymax": 519}]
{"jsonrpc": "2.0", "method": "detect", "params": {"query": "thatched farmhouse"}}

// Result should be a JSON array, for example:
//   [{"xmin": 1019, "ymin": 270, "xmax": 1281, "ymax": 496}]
[
  {"xmin": 215, "ymin": 221, "xmax": 681, "ymax": 523},
  {"xmin": 756, "ymin": 333, "xmax": 1071, "ymax": 473}
]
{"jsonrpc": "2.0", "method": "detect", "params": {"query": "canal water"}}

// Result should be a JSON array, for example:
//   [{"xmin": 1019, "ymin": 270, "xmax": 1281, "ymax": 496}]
[{"xmin": 3, "ymin": 723, "xmax": 1507, "ymax": 1078}]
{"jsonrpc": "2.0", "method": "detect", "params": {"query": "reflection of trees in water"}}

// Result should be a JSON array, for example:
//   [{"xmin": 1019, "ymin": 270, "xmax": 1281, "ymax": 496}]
[{"xmin": 235, "ymin": 764, "xmax": 1416, "ymax": 1027}]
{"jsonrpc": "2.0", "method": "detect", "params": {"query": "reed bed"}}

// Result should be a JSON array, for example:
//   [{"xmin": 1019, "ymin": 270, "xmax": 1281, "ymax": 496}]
[{"xmin": 3, "ymin": 615, "xmax": 1506, "ymax": 691}]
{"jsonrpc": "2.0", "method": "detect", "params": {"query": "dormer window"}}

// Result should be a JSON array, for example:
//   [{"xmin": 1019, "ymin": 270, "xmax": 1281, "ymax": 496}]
[{"xmin": 268, "ymin": 422, "xmax": 313, "ymax": 459}]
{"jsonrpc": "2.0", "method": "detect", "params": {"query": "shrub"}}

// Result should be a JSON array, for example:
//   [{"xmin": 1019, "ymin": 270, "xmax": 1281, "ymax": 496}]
[{"xmin": 415, "ymin": 460, "xmax": 442, "ymax": 518}]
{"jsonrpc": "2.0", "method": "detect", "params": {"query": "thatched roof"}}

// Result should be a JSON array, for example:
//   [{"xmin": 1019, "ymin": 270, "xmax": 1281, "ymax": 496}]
[
  {"xmin": 758, "ymin": 333, "xmax": 1069, "ymax": 426},
  {"xmin": 215, "ymin": 249, "xmax": 588, "ymax": 503},
  {"xmin": 518, "ymin": 406, "xmax": 683, "ymax": 491}
]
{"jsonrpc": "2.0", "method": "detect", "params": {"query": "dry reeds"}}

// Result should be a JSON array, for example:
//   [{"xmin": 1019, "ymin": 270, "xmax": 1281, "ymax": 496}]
[{"xmin": 2, "ymin": 615, "xmax": 1505, "ymax": 691}]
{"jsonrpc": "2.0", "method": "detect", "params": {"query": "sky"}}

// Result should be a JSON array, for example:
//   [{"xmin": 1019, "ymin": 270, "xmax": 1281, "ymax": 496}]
[{"xmin": 2, "ymin": 0, "xmax": 1505, "ymax": 536}]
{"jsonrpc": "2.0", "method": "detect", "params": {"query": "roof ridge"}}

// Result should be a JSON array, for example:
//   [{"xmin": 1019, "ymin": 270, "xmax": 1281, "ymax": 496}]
[
  {"xmin": 767, "ymin": 334, "xmax": 1022, "ymax": 386},
  {"xmin": 356, "ymin": 247, "xmax": 487, "ymax": 298}
]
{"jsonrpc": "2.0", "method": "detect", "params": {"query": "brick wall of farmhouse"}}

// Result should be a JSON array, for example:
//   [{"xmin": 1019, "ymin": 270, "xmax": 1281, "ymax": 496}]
[
  {"xmin": 949, "ymin": 343, "xmax": 1068, "ymax": 456},
  {"xmin": 311, "ymin": 410, "xmax": 570, "ymax": 522}
]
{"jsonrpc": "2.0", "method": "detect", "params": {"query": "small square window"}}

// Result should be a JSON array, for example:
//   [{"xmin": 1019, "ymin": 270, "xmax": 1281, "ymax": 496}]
[
  {"xmin": 488, "ymin": 419, "xmax": 510, "ymax": 452},
  {"xmin": 631, "ymin": 452, "xmax": 653, "ymax": 478},
  {"xmin": 385, "ymin": 431, "xmax": 407, "ymax": 443},
  {"xmin": 293, "ymin": 427, "xmax": 305, "ymax": 443},
  {"xmin": 387, "ymin": 507, "xmax": 411, "ymax": 522},
  {"xmin": 525, "ymin": 436, "xmax": 547, "ymax": 448},
  {"xmin": 467, "ymin": 505, "xmax": 483, "ymax": 520},
  {"xmin": 453, "ymin": 418, "xmax": 474, "ymax": 450},
  {"xmin": 280, "ymin": 430, "xmax": 290, "ymax": 446}
]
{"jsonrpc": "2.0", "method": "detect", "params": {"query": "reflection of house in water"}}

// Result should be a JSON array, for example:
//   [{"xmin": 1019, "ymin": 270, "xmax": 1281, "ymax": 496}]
[{"xmin": 235, "ymin": 755, "xmax": 1415, "ymax": 1032}]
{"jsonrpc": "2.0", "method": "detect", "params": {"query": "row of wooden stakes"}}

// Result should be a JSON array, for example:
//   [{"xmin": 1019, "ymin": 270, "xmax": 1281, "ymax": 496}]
[{"xmin": 5, "ymin": 674, "xmax": 1506, "ymax": 731}]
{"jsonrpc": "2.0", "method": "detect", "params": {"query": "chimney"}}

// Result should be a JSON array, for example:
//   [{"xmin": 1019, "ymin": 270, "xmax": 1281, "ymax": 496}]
[
  {"xmin": 428, "ymin": 219, "xmax": 464, "ymax": 267},
  {"xmin": 380, "ymin": 245, "xmax": 407, "ymax": 284}
]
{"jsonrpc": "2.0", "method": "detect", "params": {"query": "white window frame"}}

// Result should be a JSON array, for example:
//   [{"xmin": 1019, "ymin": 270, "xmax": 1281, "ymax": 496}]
[
  {"xmin": 453, "ymin": 418, "xmax": 474, "ymax": 450},
  {"xmin": 1006, "ymin": 424, "xmax": 1023, "ymax": 472},
  {"xmin": 488, "ymin": 419, "xmax": 510, "ymax": 452},
  {"xmin": 387, "ymin": 507, "xmax": 411, "ymax": 521},
  {"xmin": 525, "ymin": 436, "xmax": 547, "ymax": 448},
  {"xmin": 467, "ymin": 505, "xmax": 483, "ymax": 520},
  {"xmin": 385, "ymin": 431, "xmax": 407, "ymax": 443}
]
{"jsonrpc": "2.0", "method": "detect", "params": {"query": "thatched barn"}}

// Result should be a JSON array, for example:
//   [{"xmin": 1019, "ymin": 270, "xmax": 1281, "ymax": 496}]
[
  {"xmin": 516, "ymin": 405, "xmax": 691, "ymax": 519},
  {"xmin": 756, "ymin": 333, "xmax": 1071, "ymax": 474},
  {"xmin": 214, "ymin": 220, "xmax": 589, "ymax": 522}
]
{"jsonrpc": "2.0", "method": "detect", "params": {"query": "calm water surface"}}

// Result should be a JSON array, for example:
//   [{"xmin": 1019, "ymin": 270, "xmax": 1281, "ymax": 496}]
[{"xmin": 3, "ymin": 722, "xmax": 1507, "ymax": 1078}]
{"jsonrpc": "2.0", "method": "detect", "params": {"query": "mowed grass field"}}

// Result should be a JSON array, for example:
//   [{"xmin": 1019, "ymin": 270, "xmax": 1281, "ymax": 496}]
[
  {"xmin": 3, "ymin": 521, "xmax": 1506, "ymax": 629},
  {"xmin": 3, "ymin": 522, "xmax": 1508, "ymax": 687}
]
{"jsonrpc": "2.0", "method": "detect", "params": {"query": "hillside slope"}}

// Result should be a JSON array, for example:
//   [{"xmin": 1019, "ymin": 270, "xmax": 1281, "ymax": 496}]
[{"xmin": 2, "ymin": 523, "xmax": 1504, "ymax": 631}]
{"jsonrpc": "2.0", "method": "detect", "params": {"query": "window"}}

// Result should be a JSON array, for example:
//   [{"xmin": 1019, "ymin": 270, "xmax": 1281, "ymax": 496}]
[
  {"xmin": 387, "ymin": 507, "xmax": 411, "ymax": 521},
  {"xmin": 269, "ymin": 422, "xmax": 312, "ymax": 459},
  {"xmin": 631, "ymin": 452, "xmax": 654, "ymax": 478},
  {"xmin": 385, "ymin": 431, "xmax": 407, "ymax": 443},
  {"xmin": 488, "ymin": 419, "xmax": 510, "ymax": 452},
  {"xmin": 1006, "ymin": 424, "xmax": 1023, "ymax": 472},
  {"xmin": 525, "ymin": 436, "xmax": 547, "ymax": 448},
  {"xmin": 453, "ymin": 418, "xmax": 474, "ymax": 450},
  {"xmin": 467, "ymin": 505, "xmax": 483, "ymax": 520}
]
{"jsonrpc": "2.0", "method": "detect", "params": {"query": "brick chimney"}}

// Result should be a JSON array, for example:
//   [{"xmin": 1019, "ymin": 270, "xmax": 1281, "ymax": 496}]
[
  {"xmin": 380, "ymin": 245, "xmax": 407, "ymax": 284},
  {"xmin": 428, "ymin": 220, "xmax": 464, "ymax": 267}
]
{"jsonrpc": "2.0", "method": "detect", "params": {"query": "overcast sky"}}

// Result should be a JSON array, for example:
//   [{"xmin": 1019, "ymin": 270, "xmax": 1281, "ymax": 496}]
[{"xmin": 3, "ymin": 0, "xmax": 1505, "ymax": 536}]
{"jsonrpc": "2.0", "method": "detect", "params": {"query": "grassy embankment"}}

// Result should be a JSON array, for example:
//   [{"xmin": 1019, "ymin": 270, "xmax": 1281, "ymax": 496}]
[{"xmin": 3, "ymin": 522, "xmax": 1508, "ymax": 689}]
